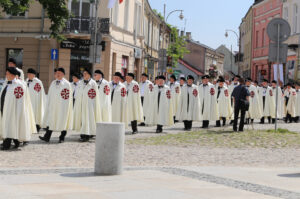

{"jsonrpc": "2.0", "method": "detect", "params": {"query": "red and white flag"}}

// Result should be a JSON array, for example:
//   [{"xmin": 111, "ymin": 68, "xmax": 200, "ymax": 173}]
[{"xmin": 108, "ymin": 0, "xmax": 124, "ymax": 8}]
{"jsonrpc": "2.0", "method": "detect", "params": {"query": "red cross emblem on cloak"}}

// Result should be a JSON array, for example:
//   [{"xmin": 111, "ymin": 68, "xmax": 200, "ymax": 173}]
[
  {"xmin": 149, "ymin": 84, "xmax": 154, "ymax": 92},
  {"xmin": 103, "ymin": 85, "xmax": 110, "ymax": 95},
  {"xmin": 210, "ymin": 88, "xmax": 215, "ymax": 95},
  {"xmin": 193, "ymin": 89, "xmax": 198, "ymax": 97},
  {"xmin": 175, "ymin": 86, "xmax": 180, "ymax": 94},
  {"xmin": 121, "ymin": 87, "xmax": 126, "ymax": 97},
  {"xmin": 88, "ymin": 89, "xmax": 96, "ymax": 99},
  {"xmin": 166, "ymin": 90, "xmax": 171, "ymax": 99},
  {"xmin": 293, "ymin": 91, "xmax": 297, "ymax": 96},
  {"xmin": 250, "ymin": 91, "xmax": 255, "ymax": 98},
  {"xmin": 34, "ymin": 83, "xmax": 41, "ymax": 93},
  {"xmin": 61, "ymin": 89, "xmax": 70, "ymax": 100},
  {"xmin": 269, "ymin": 90, "xmax": 273, "ymax": 97},
  {"xmin": 224, "ymin": 89, "xmax": 229, "ymax": 97},
  {"xmin": 133, "ymin": 85, "xmax": 139, "ymax": 93},
  {"xmin": 14, "ymin": 87, "xmax": 24, "ymax": 99}
]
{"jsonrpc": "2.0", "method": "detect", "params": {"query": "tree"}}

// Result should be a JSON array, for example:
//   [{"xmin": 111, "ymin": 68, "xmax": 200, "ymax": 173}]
[
  {"xmin": 0, "ymin": 0, "xmax": 69, "ymax": 40},
  {"xmin": 167, "ymin": 27, "xmax": 189, "ymax": 67}
]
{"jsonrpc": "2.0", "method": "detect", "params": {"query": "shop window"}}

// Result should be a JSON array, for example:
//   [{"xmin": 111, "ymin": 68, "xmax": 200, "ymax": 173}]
[{"xmin": 6, "ymin": 48, "xmax": 23, "ymax": 68}]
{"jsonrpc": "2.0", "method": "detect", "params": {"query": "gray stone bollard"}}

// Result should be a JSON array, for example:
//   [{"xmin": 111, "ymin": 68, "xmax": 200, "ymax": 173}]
[{"xmin": 95, "ymin": 122, "xmax": 125, "ymax": 175}]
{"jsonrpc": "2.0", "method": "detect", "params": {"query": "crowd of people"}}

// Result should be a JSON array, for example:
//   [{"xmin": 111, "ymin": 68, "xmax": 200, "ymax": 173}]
[{"xmin": 0, "ymin": 57, "xmax": 300, "ymax": 150}]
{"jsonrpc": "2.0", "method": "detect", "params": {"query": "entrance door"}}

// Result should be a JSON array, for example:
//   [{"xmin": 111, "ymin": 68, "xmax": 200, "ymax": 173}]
[{"xmin": 70, "ymin": 49, "xmax": 92, "ymax": 81}]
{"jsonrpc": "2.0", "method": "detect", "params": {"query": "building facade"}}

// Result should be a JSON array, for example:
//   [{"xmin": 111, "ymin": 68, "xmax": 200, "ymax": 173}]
[
  {"xmin": 282, "ymin": 0, "xmax": 300, "ymax": 82},
  {"xmin": 0, "ymin": 0, "xmax": 170, "ymax": 90},
  {"xmin": 252, "ymin": 0, "xmax": 282, "ymax": 81},
  {"xmin": 216, "ymin": 45, "xmax": 238, "ymax": 79},
  {"xmin": 239, "ymin": 6, "xmax": 253, "ymax": 78}
]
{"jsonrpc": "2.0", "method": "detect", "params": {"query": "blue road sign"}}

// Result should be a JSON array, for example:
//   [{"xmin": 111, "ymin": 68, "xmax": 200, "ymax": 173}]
[{"xmin": 51, "ymin": 49, "xmax": 58, "ymax": 60}]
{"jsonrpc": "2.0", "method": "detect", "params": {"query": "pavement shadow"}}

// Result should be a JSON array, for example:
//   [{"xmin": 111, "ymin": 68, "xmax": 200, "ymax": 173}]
[
  {"xmin": 278, "ymin": 173, "xmax": 300, "ymax": 178},
  {"xmin": 206, "ymin": 130, "xmax": 236, "ymax": 134},
  {"xmin": 60, "ymin": 172, "xmax": 96, "ymax": 178}
]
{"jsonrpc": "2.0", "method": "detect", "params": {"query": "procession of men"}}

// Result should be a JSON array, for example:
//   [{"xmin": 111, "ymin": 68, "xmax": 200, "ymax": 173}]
[{"xmin": 0, "ymin": 58, "xmax": 299, "ymax": 151}]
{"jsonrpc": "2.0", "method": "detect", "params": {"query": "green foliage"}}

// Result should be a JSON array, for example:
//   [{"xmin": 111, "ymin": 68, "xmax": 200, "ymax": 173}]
[
  {"xmin": 167, "ymin": 27, "xmax": 189, "ymax": 67},
  {"xmin": 0, "ymin": 0, "xmax": 70, "ymax": 40}
]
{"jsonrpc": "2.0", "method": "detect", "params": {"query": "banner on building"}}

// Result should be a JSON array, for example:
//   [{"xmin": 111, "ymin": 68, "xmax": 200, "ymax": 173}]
[{"xmin": 273, "ymin": 64, "xmax": 284, "ymax": 84}]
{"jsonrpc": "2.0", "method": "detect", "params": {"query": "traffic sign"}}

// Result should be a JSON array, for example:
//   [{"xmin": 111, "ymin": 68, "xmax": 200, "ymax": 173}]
[
  {"xmin": 51, "ymin": 49, "xmax": 58, "ymax": 60},
  {"xmin": 268, "ymin": 43, "xmax": 288, "ymax": 63},
  {"xmin": 267, "ymin": 18, "xmax": 291, "ymax": 42}
]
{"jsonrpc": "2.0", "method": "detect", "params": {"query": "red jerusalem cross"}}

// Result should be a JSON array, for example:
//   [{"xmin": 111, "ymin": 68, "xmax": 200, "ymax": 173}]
[
  {"xmin": 133, "ymin": 85, "xmax": 139, "ymax": 93},
  {"xmin": 166, "ymin": 90, "xmax": 171, "ymax": 99},
  {"xmin": 121, "ymin": 88, "xmax": 126, "ymax": 97},
  {"xmin": 210, "ymin": 88, "xmax": 215, "ymax": 95},
  {"xmin": 224, "ymin": 89, "xmax": 229, "ymax": 97},
  {"xmin": 88, "ymin": 89, "xmax": 96, "ymax": 99},
  {"xmin": 61, "ymin": 89, "xmax": 70, "ymax": 100},
  {"xmin": 14, "ymin": 87, "xmax": 24, "ymax": 99},
  {"xmin": 193, "ymin": 89, "xmax": 198, "ymax": 97},
  {"xmin": 250, "ymin": 91, "xmax": 255, "ymax": 98},
  {"xmin": 149, "ymin": 84, "xmax": 154, "ymax": 92},
  {"xmin": 104, "ymin": 85, "xmax": 110, "ymax": 95},
  {"xmin": 34, "ymin": 83, "xmax": 41, "ymax": 93}
]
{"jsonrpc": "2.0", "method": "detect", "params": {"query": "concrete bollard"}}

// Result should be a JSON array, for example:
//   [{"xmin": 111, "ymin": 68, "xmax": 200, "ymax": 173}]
[{"xmin": 95, "ymin": 122, "xmax": 125, "ymax": 175}]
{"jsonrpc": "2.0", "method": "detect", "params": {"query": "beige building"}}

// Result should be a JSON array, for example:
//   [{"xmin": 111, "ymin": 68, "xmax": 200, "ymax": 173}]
[
  {"xmin": 239, "ymin": 6, "xmax": 253, "ymax": 78},
  {"xmin": 0, "ymin": 0, "xmax": 170, "ymax": 90}
]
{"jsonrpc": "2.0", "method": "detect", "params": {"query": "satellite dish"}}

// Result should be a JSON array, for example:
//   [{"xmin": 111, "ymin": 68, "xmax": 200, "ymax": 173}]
[{"xmin": 267, "ymin": 18, "xmax": 291, "ymax": 42}]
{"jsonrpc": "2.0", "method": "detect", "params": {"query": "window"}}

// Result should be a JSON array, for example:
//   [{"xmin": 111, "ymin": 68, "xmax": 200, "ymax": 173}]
[
  {"xmin": 293, "ymin": 4, "xmax": 298, "ymax": 33},
  {"xmin": 134, "ymin": 2, "xmax": 142, "ymax": 36},
  {"xmin": 262, "ymin": 28, "xmax": 265, "ymax": 47},
  {"xmin": 71, "ymin": 0, "xmax": 91, "ymax": 17},
  {"xmin": 111, "ymin": 1, "xmax": 119, "ymax": 26},
  {"xmin": 6, "ymin": 49, "xmax": 23, "ymax": 68},
  {"xmin": 256, "ymin": 30, "xmax": 259, "ymax": 48},
  {"xmin": 124, "ymin": 0, "xmax": 130, "ymax": 30}
]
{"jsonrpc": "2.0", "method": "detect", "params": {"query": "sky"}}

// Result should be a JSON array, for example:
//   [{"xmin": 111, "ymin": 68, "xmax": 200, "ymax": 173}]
[{"xmin": 149, "ymin": 0, "xmax": 254, "ymax": 51}]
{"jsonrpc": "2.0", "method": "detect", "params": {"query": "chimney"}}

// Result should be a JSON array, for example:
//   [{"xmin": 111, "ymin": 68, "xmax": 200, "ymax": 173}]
[
  {"xmin": 180, "ymin": 30, "xmax": 184, "ymax": 37},
  {"xmin": 186, "ymin": 32, "xmax": 192, "ymax": 41}
]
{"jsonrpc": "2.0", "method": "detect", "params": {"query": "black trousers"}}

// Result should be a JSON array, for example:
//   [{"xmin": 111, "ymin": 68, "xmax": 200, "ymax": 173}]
[
  {"xmin": 202, "ymin": 120, "xmax": 209, "ymax": 128},
  {"xmin": 43, "ymin": 129, "xmax": 67, "ymax": 141},
  {"xmin": 183, "ymin": 120, "xmax": 192, "ymax": 130},
  {"xmin": 2, "ymin": 138, "xmax": 20, "ymax": 150},
  {"xmin": 131, "ymin": 120, "xmax": 137, "ymax": 132},
  {"xmin": 156, "ymin": 125, "xmax": 163, "ymax": 131},
  {"xmin": 233, "ymin": 103, "xmax": 246, "ymax": 131},
  {"xmin": 36, "ymin": 125, "xmax": 41, "ymax": 133}
]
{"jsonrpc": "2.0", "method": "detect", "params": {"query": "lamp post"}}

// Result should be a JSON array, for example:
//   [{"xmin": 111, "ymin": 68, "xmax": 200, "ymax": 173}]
[
  {"xmin": 164, "ymin": 4, "xmax": 184, "ymax": 23},
  {"xmin": 225, "ymin": 29, "xmax": 240, "ymax": 76}
]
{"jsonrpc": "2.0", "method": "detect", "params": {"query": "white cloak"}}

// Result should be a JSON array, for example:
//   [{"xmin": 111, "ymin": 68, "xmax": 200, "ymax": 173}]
[
  {"xmin": 42, "ymin": 78, "xmax": 73, "ymax": 131},
  {"xmin": 139, "ymin": 80, "xmax": 154, "ymax": 120},
  {"xmin": 71, "ymin": 80, "xmax": 81, "ymax": 101},
  {"xmin": 109, "ymin": 82, "xmax": 128, "ymax": 125},
  {"xmin": 73, "ymin": 80, "xmax": 102, "ymax": 135},
  {"xmin": 284, "ymin": 88, "xmax": 297, "ymax": 117},
  {"xmin": 0, "ymin": 78, "xmax": 36, "ymax": 141},
  {"xmin": 216, "ymin": 86, "xmax": 232, "ymax": 119},
  {"xmin": 199, "ymin": 83, "xmax": 219, "ymax": 121},
  {"xmin": 146, "ymin": 85, "xmax": 174, "ymax": 126},
  {"xmin": 16, "ymin": 67, "xmax": 25, "ymax": 81},
  {"xmin": 246, "ymin": 85, "xmax": 262, "ymax": 119},
  {"xmin": 296, "ymin": 89, "xmax": 300, "ymax": 116},
  {"xmin": 176, "ymin": 84, "xmax": 201, "ymax": 121},
  {"xmin": 124, "ymin": 80, "xmax": 144, "ymax": 122},
  {"xmin": 27, "ymin": 77, "xmax": 47, "ymax": 126},
  {"xmin": 258, "ymin": 86, "xmax": 270, "ymax": 117},
  {"xmin": 168, "ymin": 82, "xmax": 181, "ymax": 117},
  {"xmin": 265, "ymin": 87, "xmax": 284, "ymax": 118},
  {"xmin": 97, "ymin": 79, "xmax": 112, "ymax": 122}
]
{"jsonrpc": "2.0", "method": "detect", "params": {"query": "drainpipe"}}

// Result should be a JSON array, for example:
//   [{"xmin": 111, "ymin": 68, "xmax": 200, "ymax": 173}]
[{"xmin": 37, "ymin": 8, "xmax": 45, "ymax": 77}]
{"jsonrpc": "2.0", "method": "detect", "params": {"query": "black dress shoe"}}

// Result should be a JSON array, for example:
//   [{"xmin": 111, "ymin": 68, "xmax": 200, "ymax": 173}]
[
  {"xmin": 156, "ymin": 129, "xmax": 162, "ymax": 133},
  {"xmin": 79, "ymin": 138, "xmax": 89, "ymax": 142},
  {"xmin": 58, "ymin": 139, "xmax": 64, "ymax": 143},
  {"xmin": 132, "ymin": 131, "xmax": 138, "ymax": 135},
  {"xmin": 139, "ymin": 123, "xmax": 146, "ymax": 126},
  {"xmin": 39, "ymin": 136, "xmax": 49, "ymax": 143},
  {"xmin": 23, "ymin": 142, "xmax": 28, "ymax": 146},
  {"xmin": 1, "ymin": 146, "xmax": 10, "ymax": 151}
]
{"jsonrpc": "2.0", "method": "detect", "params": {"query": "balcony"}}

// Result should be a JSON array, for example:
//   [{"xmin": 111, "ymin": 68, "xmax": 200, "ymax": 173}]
[{"xmin": 64, "ymin": 17, "xmax": 110, "ymax": 35}]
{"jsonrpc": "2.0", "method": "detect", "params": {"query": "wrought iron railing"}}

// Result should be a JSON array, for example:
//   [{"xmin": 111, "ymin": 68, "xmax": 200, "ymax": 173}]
[{"xmin": 64, "ymin": 17, "xmax": 110, "ymax": 34}]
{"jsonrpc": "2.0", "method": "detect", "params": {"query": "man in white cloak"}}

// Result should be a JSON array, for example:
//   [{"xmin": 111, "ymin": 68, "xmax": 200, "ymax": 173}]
[
  {"xmin": 125, "ymin": 73, "xmax": 143, "ymax": 134},
  {"xmin": 73, "ymin": 68, "xmax": 102, "ymax": 142},
  {"xmin": 94, "ymin": 70, "xmax": 112, "ymax": 122},
  {"xmin": 176, "ymin": 75, "xmax": 201, "ymax": 131},
  {"xmin": 139, "ymin": 73, "xmax": 154, "ymax": 126},
  {"xmin": 258, "ymin": 79, "xmax": 271, "ymax": 124},
  {"xmin": 245, "ymin": 78, "xmax": 262, "ymax": 124},
  {"xmin": 26, "ymin": 68, "xmax": 47, "ymax": 133},
  {"xmin": 0, "ymin": 67, "xmax": 36, "ymax": 150},
  {"xmin": 168, "ymin": 74, "xmax": 181, "ymax": 123},
  {"xmin": 199, "ymin": 75, "xmax": 219, "ymax": 128},
  {"xmin": 216, "ymin": 77, "xmax": 232, "ymax": 127},
  {"xmin": 39, "ymin": 68, "xmax": 73, "ymax": 143},
  {"xmin": 284, "ymin": 83, "xmax": 297, "ymax": 123},
  {"xmin": 146, "ymin": 75, "xmax": 174, "ymax": 133}
]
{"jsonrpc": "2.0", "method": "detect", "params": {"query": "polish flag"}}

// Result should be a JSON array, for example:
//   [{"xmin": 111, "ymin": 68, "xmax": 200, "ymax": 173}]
[{"xmin": 108, "ymin": 0, "xmax": 124, "ymax": 8}]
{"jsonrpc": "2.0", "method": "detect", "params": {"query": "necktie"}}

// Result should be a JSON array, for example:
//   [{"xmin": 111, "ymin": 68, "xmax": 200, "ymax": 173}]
[
  {"xmin": 84, "ymin": 80, "xmax": 89, "ymax": 85},
  {"xmin": 1, "ymin": 81, "xmax": 12, "ymax": 115},
  {"xmin": 187, "ymin": 88, "xmax": 190, "ymax": 112},
  {"xmin": 111, "ymin": 85, "xmax": 116, "ymax": 103},
  {"xmin": 27, "ymin": 80, "xmax": 32, "ymax": 87},
  {"xmin": 158, "ymin": 89, "xmax": 161, "ymax": 111},
  {"xmin": 217, "ymin": 87, "xmax": 221, "ymax": 99},
  {"xmin": 56, "ymin": 80, "xmax": 60, "ymax": 86}
]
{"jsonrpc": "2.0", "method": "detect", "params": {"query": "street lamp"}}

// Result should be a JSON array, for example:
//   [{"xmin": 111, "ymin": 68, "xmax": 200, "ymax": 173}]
[{"xmin": 164, "ymin": 4, "xmax": 184, "ymax": 23}]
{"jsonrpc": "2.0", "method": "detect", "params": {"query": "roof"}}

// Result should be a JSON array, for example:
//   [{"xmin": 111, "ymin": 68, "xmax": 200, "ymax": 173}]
[{"xmin": 178, "ymin": 59, "xmax": 204, "ymax": 76}]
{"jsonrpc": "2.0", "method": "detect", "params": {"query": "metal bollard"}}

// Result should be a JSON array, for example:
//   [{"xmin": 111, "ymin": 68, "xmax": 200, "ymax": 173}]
[{"xmin": 94, "ymin": 122, "xmax": 125, "ymax": 175}]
